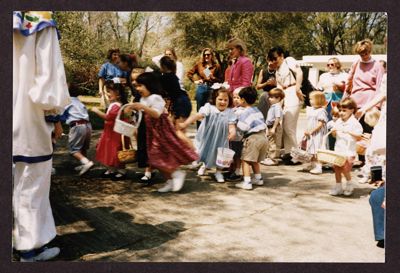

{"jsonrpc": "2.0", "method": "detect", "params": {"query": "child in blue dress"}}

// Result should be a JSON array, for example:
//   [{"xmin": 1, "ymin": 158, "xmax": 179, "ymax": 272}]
[{"xmin": 179, "ymin": 87, "xmax": 237, "ymax": 183}]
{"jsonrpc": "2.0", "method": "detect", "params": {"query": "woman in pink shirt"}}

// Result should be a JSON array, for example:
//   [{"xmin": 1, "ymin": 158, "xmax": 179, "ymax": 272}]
[
  {"xmin": 345, "ymin": 39, "xmax": 385, "ymax": 163},
  {"xmin": 345, "ymin": 39, "xmax": 384, "ymax": 110},
  {"xmin": 225, "ymin": 38, "xmax": 254, "ymax": 92}
]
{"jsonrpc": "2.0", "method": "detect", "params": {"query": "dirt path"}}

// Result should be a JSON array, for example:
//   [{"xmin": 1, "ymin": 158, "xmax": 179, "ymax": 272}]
[{"xmin": 48, "ymin": 115, "xmax": 384, "ymax": 262}]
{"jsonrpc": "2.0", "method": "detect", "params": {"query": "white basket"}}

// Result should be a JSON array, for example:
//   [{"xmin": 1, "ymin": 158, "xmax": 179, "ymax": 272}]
[
  {"xmin": 316, "ymin": 131, "xmax": 349, "ymax": 167},
  {"xmin": 113, "ymin": 104, "xmax": 142, "ymax": 137},
  {"xmin": 216, "ymin": 147, "xmax": 235, "ymax": 168}
]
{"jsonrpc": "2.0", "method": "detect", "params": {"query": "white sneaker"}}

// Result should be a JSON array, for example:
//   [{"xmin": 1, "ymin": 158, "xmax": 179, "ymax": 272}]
[
  {"xmin": 260, "ymin": 158, "xmax": 278, "ymax": 166},
  {"xmin": 74, "ymin": 165, "xmax": 84, "ymax": 171},
  {"xmin": 158, "ymin": 180, "xmax": 174, "ymax": 193},
  {"xmin": 251, "ymin": 177, "xmax": 264, "ymax": 186},
  {"xmin": 235, "ymin": 181, "xmax": 253, "ymax": 190},
  {"xmin": 343, "ymin": 182, "xmax": 354, "ymax": 196},
  {"xmin": 310, "ymin": 164, "xmax": 322, "ymax": 174},
  {"xmin": 302, "ymin": 163, "xmax": 314, "ymax": 172},
  {"xmin": 329, "ymin": 184, "xmax": 343, "ymax": 196},
  {"xmin": 79, "ymin": 161, "xmax": 94, "ymax": 176},
  {"xmin": 20, "ymin": 246, "xmax": 60, "ymax": 262},
  {"xmin": 197, "ymin": 163, "xmax": 206, "ymax": 176},
  {"xmin": 172, "ymin": 170, "xmax": 186, "ymax": 192},
  {"xmin": 214, "ymin": 172, "xmax": 225, "ymax": 183}
]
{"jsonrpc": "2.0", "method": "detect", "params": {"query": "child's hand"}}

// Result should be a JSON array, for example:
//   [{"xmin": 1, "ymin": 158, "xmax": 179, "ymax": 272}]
[
  {"xmin": 269, "ymin": 128, "xmax": 276, "ymax": 136},
  {"xmin": 91, "ymin": 107, "xmax": 100, "ymax": 113},
  {"xmin": 304, "ymin": 131, "xmax": 311, "ymax": 137}
]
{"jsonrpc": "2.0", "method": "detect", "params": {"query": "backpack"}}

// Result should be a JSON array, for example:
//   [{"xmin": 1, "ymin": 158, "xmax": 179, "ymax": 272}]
[{"xmin": 288, "ymin": 65, "xmax": 316, "ymax": 106}]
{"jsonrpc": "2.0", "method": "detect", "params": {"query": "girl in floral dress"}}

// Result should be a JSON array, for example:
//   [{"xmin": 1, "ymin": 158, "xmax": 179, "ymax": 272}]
[
  {"xmin": 302, "ymin": 91, "xmax": 328, "ymax": 174},
  {"xmin": 125, "ymin": 72, "xmax": 198, "ymax": 193}
]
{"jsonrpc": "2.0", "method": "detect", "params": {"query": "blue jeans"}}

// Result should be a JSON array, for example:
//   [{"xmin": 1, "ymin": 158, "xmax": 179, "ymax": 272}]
[
  {"xmin": 195, "ymin": 84, "xmax": 211, "ymax": 112},
  {"xmin": 369, "ymin": 186, "xmax": 385, "ymax": 241}
]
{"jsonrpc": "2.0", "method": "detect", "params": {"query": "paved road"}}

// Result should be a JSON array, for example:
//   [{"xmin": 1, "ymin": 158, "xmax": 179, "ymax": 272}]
[{"xmin": 48, "ymin": 113, "xmax": 384, "ymax": 262}]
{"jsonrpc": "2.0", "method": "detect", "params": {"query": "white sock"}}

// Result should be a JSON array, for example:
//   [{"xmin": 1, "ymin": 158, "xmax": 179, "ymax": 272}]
[
  {"xmin": 235, "ymin": 168, "xmax": 241, "ymax": 175},
  {"xmin": 244, "ymin": 176, "xmax": 251, "ymax": 183},
  {"xmin": 80, "ymin": 157, "xmax": 89, "ymax": 164},
  {"xmin": 144, "ymin": 171, "xmax": 151, "ymax": 178},
  {"xmin": 255, "ymin": 173, "xmax": 262, "ymax": 180}
]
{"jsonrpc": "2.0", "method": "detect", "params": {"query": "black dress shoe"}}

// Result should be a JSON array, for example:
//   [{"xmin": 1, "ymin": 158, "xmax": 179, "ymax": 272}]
[
  {"xmin": 225, "ymin": 172, "xmax": 242, "ymax": 182},
  {"xmin": 101, "ymin": 171, "xmax": 115, "ymax": 178},
  {"xmin": 111, "ymin": 172, "xmax": 127, "ymax": 181},
  {"xmin": 376, "ymin": 239, "xmax": 384, "ymax": 248}
]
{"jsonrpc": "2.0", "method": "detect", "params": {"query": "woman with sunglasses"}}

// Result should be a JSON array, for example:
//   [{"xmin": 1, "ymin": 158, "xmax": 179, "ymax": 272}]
[
  {"xmin": 187, "ymin": 48, "xmax": 223, "ymax": 115},
  {"xmin": 316, "ymin": 57, "xmax": 348, "ymax": 119}
]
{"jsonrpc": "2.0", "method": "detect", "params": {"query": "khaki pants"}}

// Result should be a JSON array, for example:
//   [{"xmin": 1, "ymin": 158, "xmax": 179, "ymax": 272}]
[
  {"xmin": 267, "ymin": 124, "xmax": 283, "ymax": 159},
  {"xmin": 282, "ymin": 104, "xmax": 301, "ymax": 154}
]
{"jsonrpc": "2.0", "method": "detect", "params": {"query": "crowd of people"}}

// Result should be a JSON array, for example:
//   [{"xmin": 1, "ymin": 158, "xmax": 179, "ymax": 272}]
[{"xmin": 12, "ymin": 11, "xmax": 387, "ymax": 262}]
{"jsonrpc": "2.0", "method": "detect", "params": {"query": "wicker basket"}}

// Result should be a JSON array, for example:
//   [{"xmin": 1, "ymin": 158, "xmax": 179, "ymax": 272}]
[
  {"xmin": 113, "ymin": 104, "xmax": 142, "ymax": 137},
  {"xmin": 316, "ymin": 131, "xmax": 349, "ymax": 167},
  {"xmin": 117, "ymin": 135, "xmax": 137, "ymax": 164}
]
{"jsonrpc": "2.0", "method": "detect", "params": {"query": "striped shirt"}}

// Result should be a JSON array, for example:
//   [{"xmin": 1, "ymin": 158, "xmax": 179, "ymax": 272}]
[{"xmin": 237, "ymin": 106, "xmax": 266, "ymax": 134}]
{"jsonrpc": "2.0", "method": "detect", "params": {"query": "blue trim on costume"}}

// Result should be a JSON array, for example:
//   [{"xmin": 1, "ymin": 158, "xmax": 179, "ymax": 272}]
[
  {"xmin": 45, "ymin": 114, "xmax": 62, "ymax": 123},
  {"xmin": 13, "ymin": 154, "xmax": 53, "ymax": 163}
]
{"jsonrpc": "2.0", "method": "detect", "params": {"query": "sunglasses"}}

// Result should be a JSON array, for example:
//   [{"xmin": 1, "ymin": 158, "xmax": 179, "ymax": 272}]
[
  {"xmin": 204, "ymin": 53, "xmax": 211, "ymax": 56},
  {"xmin": 327, "ymin": 63, "xmax": 335, "ymax": 67}
]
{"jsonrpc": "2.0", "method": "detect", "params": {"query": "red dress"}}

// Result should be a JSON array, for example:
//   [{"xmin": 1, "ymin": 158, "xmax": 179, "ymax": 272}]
[
  {"xmin": 95, "ymin": 102, "xmax": 124, "ymax": 168},
  {"xmin": 145, "ymin": 113, "xmax": 198, "ymax": 171}
]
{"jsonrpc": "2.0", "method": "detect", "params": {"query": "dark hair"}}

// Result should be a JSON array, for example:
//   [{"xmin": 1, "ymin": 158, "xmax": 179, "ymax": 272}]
[
  {"xmin": 105, "ymin": 80, "xmax": 128, "ymax": 105},
  {"xmin": 119, "ymin": 54, "xmax": 134, "ymax": 70},
  {"xmin": 160, "ymin": 56, "xmax": 177, "ymax": 74},
  {"xmin": 267, "ymin": 46, "xmax": 289, "ymax": 61},
  {"xmin": 107, "ymin": 48, "xmax": 120, "ymax": 60},
  {"xmin": 68, "ymin": 82, "xmax": 81, "ymax": 97},
  {"xmin": 268, "ymin": 88, "xmax": 285, "ymax": 100},
  {"xmin": 135, "ymin": 72, "xmax": 166, "ymax": 97},
  {"xmin": 239, "ymin": 86, "xmax": 258, "ymax": 105},
  {"xmin": 209, "ymin": 88, "xmax": 233, "ymax": 107}
]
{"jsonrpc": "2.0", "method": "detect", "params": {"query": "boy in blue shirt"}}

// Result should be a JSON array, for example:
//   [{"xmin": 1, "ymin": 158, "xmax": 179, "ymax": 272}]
[{"xmin": 236, "ymin": 86, "xmax": 268, "ymax": 190}]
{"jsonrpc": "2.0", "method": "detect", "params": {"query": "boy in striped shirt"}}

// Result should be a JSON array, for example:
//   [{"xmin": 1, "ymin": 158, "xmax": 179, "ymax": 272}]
[{"xmin": 236, "ymin": 86, "xmax": 268, "ymax": 190}]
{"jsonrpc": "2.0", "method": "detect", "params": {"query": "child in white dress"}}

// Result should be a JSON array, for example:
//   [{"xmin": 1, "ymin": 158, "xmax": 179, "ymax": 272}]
[
  {"xmin": 302, "ymin": 91, "xmax": 328, "ymax": 174},
  {"xmin": 330, "ymin": 98, "xmax": 363, "ymax": 196}
]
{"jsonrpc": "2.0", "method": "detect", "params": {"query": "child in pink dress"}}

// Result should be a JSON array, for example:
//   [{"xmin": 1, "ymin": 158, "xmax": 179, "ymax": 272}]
[{"xmin": 91, "ymin": 81, "xmax": 128, "ymax": 180}]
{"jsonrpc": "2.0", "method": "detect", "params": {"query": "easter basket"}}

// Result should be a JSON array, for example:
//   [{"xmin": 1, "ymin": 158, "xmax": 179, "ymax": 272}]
[
  {"xmin": 290, "ymin": 136, "xmax": 313, "ymax": 163},
  {"xmin": 113, "ymin": 104, "xmax": 142, "ymax": 137},
  {"xmin": 317, "ymin": 131, "xmax": 348, "ymax": 167},
  {"xmin": 117, "ymin": 135, "xmax": 137, "ymax": 164}
]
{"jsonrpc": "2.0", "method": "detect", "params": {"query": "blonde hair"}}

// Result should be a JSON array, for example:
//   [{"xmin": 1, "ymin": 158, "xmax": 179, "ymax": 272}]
[
  {"xmin": 226, "ymin": 38, "xmax": 247, "ymax": 56},
  {"xmin": 309, "ymin": 91, "xmax": 327, "ymax": 108},
  {"xmin": 354, "ymin": 39, "xmax": 373, "ymax": 55},
  {"xmin": 364, "ymin": 107, "xmax": 381, "ymax": 127},
  {"xmin": 327, "ymin": 57, "xmax": 342, "ymax": 70}
]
